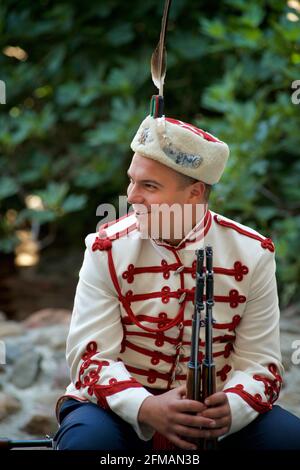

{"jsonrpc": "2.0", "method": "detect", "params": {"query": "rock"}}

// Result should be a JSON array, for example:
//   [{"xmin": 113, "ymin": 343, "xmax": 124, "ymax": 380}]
[
  {"xmin": 34, "ymin": 390, "xmax": 64, "ymax": 409},
  {"xmin": 21, "ymin": 414, "xmax": 58, "ymax": 436},
  {"xmin": 280, "ymin": 317, "xmax": 300, "ymax": 335},
  {"xmin": 0, "ymin": 392, "xmax": 21, "ymax": 420},
  {"xmin": 10, "ymin": 351, "xmax": 42, "ymax": 389},
  {"xmin": 32, "ymin": 324, "xmax": 69, "ymax": 350},
  {"xmin": 0, "ymin": 340, "xmax": 5, "ymax": 368},
  {"xmin": 22, "ymin": 309, "xmax": 71, "ymax": 329},
  {"xmin": 280, "ymin": 329, "xmax": 300, "ymax": 373},
  {"xmin": 278, "ymin": 387, "xmax": 300, "ymax": 418},
  {"xmin": 51, "ymin": 360, "xmax": 70, "ymax": 389},
  {"xmin": 0, "ymin": 311, "xmax": 7, "ymax": 321},
  {"xmin": 48, "ymin": 327, "xmax": 69, "ymax": 350},
  {"xmin": 0, "ymin": 320, "xmax": 25, "ymax": 338},
  {"xmin": 4, "ymin": 338, "xmax": 32, "ymax": 365}
]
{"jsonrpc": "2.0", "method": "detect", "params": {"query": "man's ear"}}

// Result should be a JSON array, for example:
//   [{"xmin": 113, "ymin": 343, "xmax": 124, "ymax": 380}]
[{"xmin": 189, "ymin": 181, "xmax": 205, "ymax": 202}]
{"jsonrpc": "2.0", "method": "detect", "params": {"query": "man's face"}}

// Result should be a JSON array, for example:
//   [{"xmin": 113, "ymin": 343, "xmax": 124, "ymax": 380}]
[{"xmin": 126, "ymin": 153, "xmax": 206, "ymax": 242}]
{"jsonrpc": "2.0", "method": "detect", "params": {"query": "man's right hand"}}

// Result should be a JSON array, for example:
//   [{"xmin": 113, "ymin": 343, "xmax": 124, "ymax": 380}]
[{"xmin": 137, "ymin": 385, "xmax": 216, "ymax": 450}]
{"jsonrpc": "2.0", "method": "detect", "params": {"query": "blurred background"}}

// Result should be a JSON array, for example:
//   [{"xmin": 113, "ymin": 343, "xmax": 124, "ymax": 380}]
[{"xmin": 0, "ymin": 0, "xmax": 299, "ymax": 440}]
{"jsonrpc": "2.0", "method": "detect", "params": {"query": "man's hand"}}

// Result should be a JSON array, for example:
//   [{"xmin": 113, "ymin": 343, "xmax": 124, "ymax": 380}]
[
  {"xmin": 138, "ymin": 385, "xmax": 218, "ymax": 450},
  {"xmin": 198, "ymin": 391, "xmax": 232, "ymax": 439}
]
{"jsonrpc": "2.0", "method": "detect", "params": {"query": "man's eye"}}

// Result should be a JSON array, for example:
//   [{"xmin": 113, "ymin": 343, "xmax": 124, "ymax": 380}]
[{"xmin": 145, "ymin": 184, "xmax": 156, "ymax": 189}]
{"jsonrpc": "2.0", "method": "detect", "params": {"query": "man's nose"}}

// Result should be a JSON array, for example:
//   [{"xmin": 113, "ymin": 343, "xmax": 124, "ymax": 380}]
[{"xmin": 127, "ymin": 184, "xmax": 145, "ymax": 205}]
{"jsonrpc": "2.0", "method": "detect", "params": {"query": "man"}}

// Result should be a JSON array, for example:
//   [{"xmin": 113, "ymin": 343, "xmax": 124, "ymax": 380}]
[{"xmin": 53, "ymin": 115, "xmax": 300, "ymax": 450}]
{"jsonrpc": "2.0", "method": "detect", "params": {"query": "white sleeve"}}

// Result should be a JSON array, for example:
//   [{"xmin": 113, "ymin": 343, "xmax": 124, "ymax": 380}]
[
  {"xmin": 66, "ymin": 233, "xmax": 155, "ymax": 440},
  {"xmin": 221, "ymin": 248, "xmax": 284, "ymax": 438}
]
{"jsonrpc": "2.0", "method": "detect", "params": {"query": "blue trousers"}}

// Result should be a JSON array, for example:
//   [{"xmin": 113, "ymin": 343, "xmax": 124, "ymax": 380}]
[{"xmin": 53, "ymin": 398, "xmax": 300, "ymax": 451}]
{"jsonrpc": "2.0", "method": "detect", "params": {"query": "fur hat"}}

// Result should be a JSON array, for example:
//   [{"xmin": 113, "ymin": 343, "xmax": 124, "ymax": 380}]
[{"xmin": 130, "ymin": 115, "xmax": 229, "ymax": 185}]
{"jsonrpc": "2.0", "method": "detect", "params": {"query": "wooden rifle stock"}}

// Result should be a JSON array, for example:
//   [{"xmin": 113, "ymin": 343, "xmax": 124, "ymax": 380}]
[{"xmin": 186, "ymin": 246, "xmax": 217, "ymax": 450}]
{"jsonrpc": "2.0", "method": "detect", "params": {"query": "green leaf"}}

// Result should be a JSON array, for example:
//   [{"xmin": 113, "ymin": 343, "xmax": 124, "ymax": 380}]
[
  {"xmin": 35, "ymin": 182, "xmax": 69, "ymax": 209},
  {"xmin": 15, "ymin": 208, "xmax": 57, "ymax": 224},
  {"xmin": 200, "ymin": 19, "xmax": 227, "ymax": 39},
  {"xmin": 61, "ymin": 194, "xmax": 88, "ymax": 213},
  {"xmin": 74, "ymin": 170, "xmax": 104, "ymax": 189},
  {"xmin": 0, "ymin": 177, "xmax": 19, "ymax": 199},
  {"xmin": 106, "ymin": 23, "xmax": 134, "ymax": 46},
  {"xmin": 0, "ymin": 235, "xmax": 19, "ymax": 253},
  {"xmin": 56, "ymin": 82, "xmax": 82, "ymax": 106}
]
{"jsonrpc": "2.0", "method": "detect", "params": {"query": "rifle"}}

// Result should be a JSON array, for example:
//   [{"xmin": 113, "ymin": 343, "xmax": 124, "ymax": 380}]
[
  {"xmin": 0, "ymin": 437, "xmax": 53, "ymax": 450},
  {"xmin": 186, "ymin": 246, "xmax": 217, "ymax": 450}
]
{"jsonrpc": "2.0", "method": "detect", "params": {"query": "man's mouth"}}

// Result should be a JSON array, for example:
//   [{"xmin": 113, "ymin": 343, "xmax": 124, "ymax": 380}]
[{"xmin": 135, "ymin": 210, "xmax": 150, "ymax": 215}]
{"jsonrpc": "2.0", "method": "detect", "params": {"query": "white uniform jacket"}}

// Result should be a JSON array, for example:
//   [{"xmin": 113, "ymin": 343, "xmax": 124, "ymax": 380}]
[{"xmin": 56, "ymin": 208, "xmax": 283, "ymax": 442}]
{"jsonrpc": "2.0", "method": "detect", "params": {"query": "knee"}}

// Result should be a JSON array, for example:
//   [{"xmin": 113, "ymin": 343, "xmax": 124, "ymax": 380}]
[
  {"xmin": 56, "ymin": 426, "xmax": 107, "ymax": 450},
  {"xmin": 54, "ymin": 402, "xmax": 135, "ymax": 451},
  {"xmin": 258, "ymin": 406, "xmax": 300, "ymax": 450},
  {"xmin": 55, "ymin": 414, "xmax": 127, "ymax": 450},
  {"xmin": 219, "ymin": 406, "xmax": 300, "ymax": 451},
  {"xmin": 55, "ymin": 420, "xmax": 124, "ymax": 451},
  {"xmin": 272, "ymin": 406, "xmax": 300, "ymax": 449}
]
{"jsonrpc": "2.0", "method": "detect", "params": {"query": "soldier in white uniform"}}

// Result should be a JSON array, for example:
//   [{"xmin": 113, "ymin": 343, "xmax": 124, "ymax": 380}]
[{"xmin": 53, "ymin": 114, "xmax": 300, "ymax": 451}]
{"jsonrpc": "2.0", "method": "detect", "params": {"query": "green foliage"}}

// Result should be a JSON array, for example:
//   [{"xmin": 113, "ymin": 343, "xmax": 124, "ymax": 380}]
[{"xmin": 0, "ymin": 0, "xmax": 299, "ymax": 306}]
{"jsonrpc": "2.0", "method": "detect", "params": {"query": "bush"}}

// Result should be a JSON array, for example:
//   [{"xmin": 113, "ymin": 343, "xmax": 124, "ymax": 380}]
[{"xmin": 0, "ymin": 0, "xmax": 299, "ymax": 306}]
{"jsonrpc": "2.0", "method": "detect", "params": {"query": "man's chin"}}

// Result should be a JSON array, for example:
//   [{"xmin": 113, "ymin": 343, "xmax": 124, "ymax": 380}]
[
  {"xmin": 134, "ymin": 212, "xmax": 152, "ymax": 238},
  {"xmin": 136, "ymin": 224, "xmax": 151, "ymax": 238}
]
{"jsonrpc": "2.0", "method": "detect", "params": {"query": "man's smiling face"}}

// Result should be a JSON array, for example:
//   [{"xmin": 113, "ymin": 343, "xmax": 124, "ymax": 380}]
[{"xmin": 126, "ymin": 153, "xmax": 207, "ymax": 244}]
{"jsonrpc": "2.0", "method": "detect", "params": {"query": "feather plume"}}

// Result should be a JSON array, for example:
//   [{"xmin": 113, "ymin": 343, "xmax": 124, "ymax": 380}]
[{"xmin": 151, "ymin": 0, "xmax": 172, "ymax": 96}]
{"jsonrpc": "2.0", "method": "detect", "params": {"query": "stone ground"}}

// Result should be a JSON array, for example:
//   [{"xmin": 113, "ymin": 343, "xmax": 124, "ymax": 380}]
[
  {"xmin": 0, "ymin": 310, "xmax": 71, "ymax": 441},
  {"xmin": 277, "ymin": 303, "xmax": 300, "ymax": 416},
  {"xmin": 0, "ymin": 304, "xmax": 299, "ymax": 444}
]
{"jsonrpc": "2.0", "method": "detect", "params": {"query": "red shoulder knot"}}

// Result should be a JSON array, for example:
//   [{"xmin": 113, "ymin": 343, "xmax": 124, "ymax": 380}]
[
  {"xmin": 261, "ymin": 238, "xmax": 275, "ymax": 252},
  {"xmin": 92, "ymin": 236, "xmax": 112, "ymax": 251}
]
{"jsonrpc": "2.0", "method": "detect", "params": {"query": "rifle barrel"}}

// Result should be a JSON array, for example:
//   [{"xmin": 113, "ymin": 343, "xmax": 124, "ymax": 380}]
[{"xmin": 0, "ymin": 438, "xmax": 53, "ymax": 450}]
